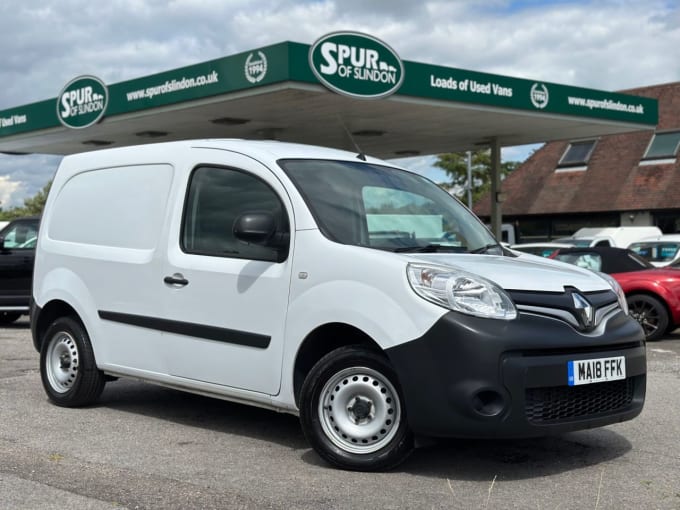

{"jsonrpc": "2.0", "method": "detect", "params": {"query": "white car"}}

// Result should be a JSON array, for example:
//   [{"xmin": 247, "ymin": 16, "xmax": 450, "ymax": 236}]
[
  {"xmin": 628, "ymin": 234, "xmax": 680, "ymax": 267},
  {"xmin": 31, "ymin": 140, "xmax": 646, "ymax": 471}
]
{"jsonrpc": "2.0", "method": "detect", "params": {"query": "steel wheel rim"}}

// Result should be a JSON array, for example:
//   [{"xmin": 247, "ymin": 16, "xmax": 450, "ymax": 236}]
[
  {"xmin": 629, "ymin": 299, "xmax": 660, "ymax": 337},
  {"xmin": 318, "ymin": 366, "xmax": 401, "ymax": 455},
  {"xmin": 45, "ymin": 331, "xmax": 79, "ymax": 393}
]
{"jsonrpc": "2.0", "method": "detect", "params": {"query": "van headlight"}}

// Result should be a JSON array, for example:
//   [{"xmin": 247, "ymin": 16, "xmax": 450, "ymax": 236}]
[
  {"xmin": 407, "ymin": 263, "xmax": 517, "ymax": 320},
  {"xmin": 599, "ymin": 273, "xmax": 628, "ymax": 315}
]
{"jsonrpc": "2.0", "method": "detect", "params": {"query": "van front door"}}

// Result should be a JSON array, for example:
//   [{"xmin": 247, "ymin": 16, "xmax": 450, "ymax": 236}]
[{"xmin": 161, "ymin": 153, "xmax": 292, "ymax": 395}]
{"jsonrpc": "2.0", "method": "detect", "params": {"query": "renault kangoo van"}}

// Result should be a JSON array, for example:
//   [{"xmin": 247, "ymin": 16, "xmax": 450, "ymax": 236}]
[{"xmin": 32, "ymin": 140, "xmax": 646, "ymax": 471}]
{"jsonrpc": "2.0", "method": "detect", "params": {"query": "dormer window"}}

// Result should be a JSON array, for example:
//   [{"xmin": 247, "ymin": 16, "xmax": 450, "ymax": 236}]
[{"xmin": 557, "ymin": 140, "xmax": 597, "ymax": 171}]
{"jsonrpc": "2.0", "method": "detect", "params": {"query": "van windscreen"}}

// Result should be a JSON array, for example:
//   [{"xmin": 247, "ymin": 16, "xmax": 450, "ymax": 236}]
[{"xmin": 279, "ymin": 159, "xmax": 498, "ymax": 254}]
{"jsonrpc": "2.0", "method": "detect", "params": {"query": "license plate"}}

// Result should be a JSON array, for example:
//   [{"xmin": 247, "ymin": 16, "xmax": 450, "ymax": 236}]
[{"xmin": 567, "ymin": 356, "xmax": 626, "ymax": 386}]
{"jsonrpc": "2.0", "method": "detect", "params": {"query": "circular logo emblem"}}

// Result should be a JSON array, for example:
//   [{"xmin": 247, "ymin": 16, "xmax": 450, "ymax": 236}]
[
  {"xmin": 245, "ymin": 51, "xmax": 268, "ymax": 84},
  {"xmin": 530, "ymin": 83, "xmax": 549, "ymax": 109},
  {"xmin": 309, "ymin": 31, "xmax": 404, "ymax": 99},
  {"xmin": 57, "ymin": 75, "xmax": 108, "ymax": 129}
]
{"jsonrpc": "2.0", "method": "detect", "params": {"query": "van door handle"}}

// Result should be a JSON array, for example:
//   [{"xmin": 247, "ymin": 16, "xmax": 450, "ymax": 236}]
[{"xmin": 164, "ymin": 274, "xmax": 189, "ymax": 287}]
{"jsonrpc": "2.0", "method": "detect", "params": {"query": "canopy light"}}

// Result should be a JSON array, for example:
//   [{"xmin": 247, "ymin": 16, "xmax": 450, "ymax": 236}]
[
  {"xmin": 211, "ymin": 117, "xmax": 251, "ymax": 125},
  {"xmin": 135, "ymin": 131, "xmax": 168, "ymax": 138},
  {"xmin": 352, "ymin": 130, "xmax": 384, "ymax": 137},
  {"xmin": 82, "ymin": 140, "xmax": 113, "ymax": 146}
]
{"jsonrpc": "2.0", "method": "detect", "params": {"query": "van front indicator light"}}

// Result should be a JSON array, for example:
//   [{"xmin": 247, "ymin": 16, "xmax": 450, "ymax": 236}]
[{"xmin": 407, "ymin": 263, "xmax": 517, "ymax": 320}]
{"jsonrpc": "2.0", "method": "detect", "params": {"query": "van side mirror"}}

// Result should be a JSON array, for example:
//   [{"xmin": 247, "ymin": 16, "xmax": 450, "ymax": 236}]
[
  {"xmin": 0, "ymin": 236, "xmax": 6, "ymax": 252},
  {"xmin": 233, "ymin": 212, "xmax": 277, "ymax": 245}
]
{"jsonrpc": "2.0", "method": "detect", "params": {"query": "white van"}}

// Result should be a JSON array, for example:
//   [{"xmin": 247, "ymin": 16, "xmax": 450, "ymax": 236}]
[
  {"xmin": 31, "ymin": 140, "xmax": 646, "ymax": 471},
  {"xmin": 556, "ymin": 226, "xmax": 662, "ymax": 248}
]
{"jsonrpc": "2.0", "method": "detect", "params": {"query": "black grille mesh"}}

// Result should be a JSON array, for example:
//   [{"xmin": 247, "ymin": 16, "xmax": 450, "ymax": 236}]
[{"xmin": 525, "ymin": 378, "xmax": 634, "ymax": 424}]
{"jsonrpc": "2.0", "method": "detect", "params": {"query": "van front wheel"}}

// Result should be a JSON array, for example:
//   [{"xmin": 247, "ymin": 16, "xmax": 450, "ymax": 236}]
[
  {"xmin": 299, "ymin": 346, "xmax": 413, "ymax": 471},
  {"xmin": 40, "ymin": 316, "xmax": 105, "ymax": 407}
]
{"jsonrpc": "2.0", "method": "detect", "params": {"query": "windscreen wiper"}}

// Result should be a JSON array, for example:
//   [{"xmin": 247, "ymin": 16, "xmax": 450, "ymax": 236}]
[
  {"xmin": 393, "ymin": 244, "xmax": 467, "ymax": 253},
  {"xmin": 468, "ymin": 243, "xmax": 502, "ymax": 254}
]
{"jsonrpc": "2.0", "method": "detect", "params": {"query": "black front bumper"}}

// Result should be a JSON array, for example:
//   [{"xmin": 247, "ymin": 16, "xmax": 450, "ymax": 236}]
[{"xmin": 385, "ymin": 310, "xmax": 646, "ymax": 438}]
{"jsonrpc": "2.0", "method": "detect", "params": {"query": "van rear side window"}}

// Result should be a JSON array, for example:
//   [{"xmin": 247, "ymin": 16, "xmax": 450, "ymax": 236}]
[{"xmin": 48, "ymin": 164, "xmax": 173, "ymax": 249}]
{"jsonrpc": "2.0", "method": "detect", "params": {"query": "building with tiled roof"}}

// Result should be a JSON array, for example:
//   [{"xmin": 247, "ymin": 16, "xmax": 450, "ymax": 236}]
[{"xmin": 474, "ymin": 81, "xmax": 680, "ymax": 242}]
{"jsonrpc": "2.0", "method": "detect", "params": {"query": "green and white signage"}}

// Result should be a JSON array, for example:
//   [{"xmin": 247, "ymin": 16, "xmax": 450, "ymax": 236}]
[
  {"xmin": 0, "ymin": 35, "xmax": 658, "ymax": 144},
  {"xmin": 309, "ymin": 32, "xmax": 404, "ymax": 99},
  {"xmin": 57, "ymin": 75, "xmax": 108, "ymax": 129}
]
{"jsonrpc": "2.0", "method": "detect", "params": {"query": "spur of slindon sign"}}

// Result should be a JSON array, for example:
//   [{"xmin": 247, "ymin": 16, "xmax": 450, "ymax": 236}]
[
  {"xmin": 245, "ymin": 51, "xmax": 267, "ymax": 84},
  {"xmin": 57, "ymin": 75, "xmax": 109, "ymax": 129},
  {"xmin": 309, "ymin": 31, "xmax": 405, "ymax": 99}
]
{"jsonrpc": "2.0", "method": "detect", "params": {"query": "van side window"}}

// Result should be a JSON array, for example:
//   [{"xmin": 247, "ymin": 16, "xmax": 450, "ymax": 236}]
[{"xmin": 181, "ymin": 166, "xmax": 289, "ymax": 262}]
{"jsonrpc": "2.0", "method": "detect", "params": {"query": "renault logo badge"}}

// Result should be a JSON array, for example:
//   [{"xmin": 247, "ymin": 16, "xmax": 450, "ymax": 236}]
[{"xmin": 572, "ymin": 292, "xmax": 595, "ymax": 330}]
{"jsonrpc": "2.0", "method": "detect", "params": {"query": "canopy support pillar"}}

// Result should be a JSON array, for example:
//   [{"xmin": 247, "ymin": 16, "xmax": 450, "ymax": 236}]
[{"xmin": 490, "ymin": 137, "xmax": 503, "ymax": 241}]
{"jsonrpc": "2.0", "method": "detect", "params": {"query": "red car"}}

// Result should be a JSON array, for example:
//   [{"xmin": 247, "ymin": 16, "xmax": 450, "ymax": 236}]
[{"xmin": 551, "ymin": 246, "xmax": 680, "ymax": 341}]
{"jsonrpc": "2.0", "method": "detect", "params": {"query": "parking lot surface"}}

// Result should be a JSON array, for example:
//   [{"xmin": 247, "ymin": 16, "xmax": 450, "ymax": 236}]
[{"xmin": 1, "ymin": 319, "xmax": 679, "ymax": 509}]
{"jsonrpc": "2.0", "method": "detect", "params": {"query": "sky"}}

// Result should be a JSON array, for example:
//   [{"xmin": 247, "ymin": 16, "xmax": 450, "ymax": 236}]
[{"xmin": 0, "ymin": 0, "xmax": 679, "ymax": 208}]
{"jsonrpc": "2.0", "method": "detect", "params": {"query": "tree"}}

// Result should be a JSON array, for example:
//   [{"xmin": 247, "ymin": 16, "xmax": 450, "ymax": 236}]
[
  {"xmin": 0, "ymin": 180, "xmax": 52, "ymax": 220},
  {"xmin": 434, "ymin": 150, "xmax": 519, "ymax": 205}
]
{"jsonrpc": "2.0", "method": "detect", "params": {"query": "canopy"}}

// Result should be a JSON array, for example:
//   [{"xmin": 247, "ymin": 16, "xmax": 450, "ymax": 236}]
[{"xmin": 0, "ymin": 36, "xmax": 657, "ymax": 158}]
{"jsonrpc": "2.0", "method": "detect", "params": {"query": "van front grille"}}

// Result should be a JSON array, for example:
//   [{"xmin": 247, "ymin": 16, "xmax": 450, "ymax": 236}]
[{"xmin": 525, "ymin": 378, "xmax": 634, "ymax": 424}]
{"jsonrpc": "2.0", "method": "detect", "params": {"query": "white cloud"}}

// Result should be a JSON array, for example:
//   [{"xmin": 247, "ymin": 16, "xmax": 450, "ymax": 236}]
[
  {"xmin": 502, "ymin": 144, "xmax": 541, "ymax": 162},
  {"xmin": 391, "ymin": 155, "xmax": 444, "ymax": 182},
  {"xmin": 0, "ymin": 175, "xmax": 22, "ymax": 210},
  {"xmin": 0, "ymin": 154, "xmax": 60, "ymax": 209},
  {"xmin": 1, "ymin": 0, "xmax": 679, "ymax": 205},
  {"xmin": 3, "ymin": 0, "xmax": 678, "ymax": 108}
]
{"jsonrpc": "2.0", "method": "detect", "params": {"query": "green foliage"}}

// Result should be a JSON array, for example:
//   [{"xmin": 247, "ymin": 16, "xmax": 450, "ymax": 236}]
[
  {"xmin": 0, "ymin": 180, "xmax": 51, "ymax": 220},
  {"xmin": 434, "ymin": 150, "xmax": 519, "ymax": 205}
]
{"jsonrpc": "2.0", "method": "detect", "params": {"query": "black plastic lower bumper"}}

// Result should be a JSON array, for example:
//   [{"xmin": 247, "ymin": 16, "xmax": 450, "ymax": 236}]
[{"xmin": 385, "ymin": 310, "xmax": 646, "ymax": 438}]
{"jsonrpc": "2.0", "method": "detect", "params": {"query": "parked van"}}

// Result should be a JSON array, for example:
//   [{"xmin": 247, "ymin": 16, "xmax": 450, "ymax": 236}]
[
  {"xmin": 32, "ymin": 140, "xmax": 646, "ymax": 471},
  {"xmin": 556, "ymin": 226, "xmax": 662, "ymax": 248}
]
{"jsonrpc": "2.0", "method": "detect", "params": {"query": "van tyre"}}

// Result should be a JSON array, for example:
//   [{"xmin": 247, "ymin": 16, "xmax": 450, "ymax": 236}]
[
  {"xmin": 299, "ymin": 346, "xmax": 413, "ymax": 471},
  {"xmin": 627, "ymin": 294, "xmax": 669, "ymax": 342},
  {"xmin": 40, "ymin": 316, "xmax": 105, "ymax": 407}
]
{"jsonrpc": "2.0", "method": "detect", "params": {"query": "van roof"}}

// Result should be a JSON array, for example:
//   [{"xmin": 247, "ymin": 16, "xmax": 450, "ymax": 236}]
[
  {"xmin": 58, "ymin": 139, "xmax": 390, "ymax": 169},
  {"xmin": 632, "ymin": 234, "xmax": 680, "ymax": 243},
  {"xmin": 573, "ymin": 226, "xmax": 662, "ymax": 236}
]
